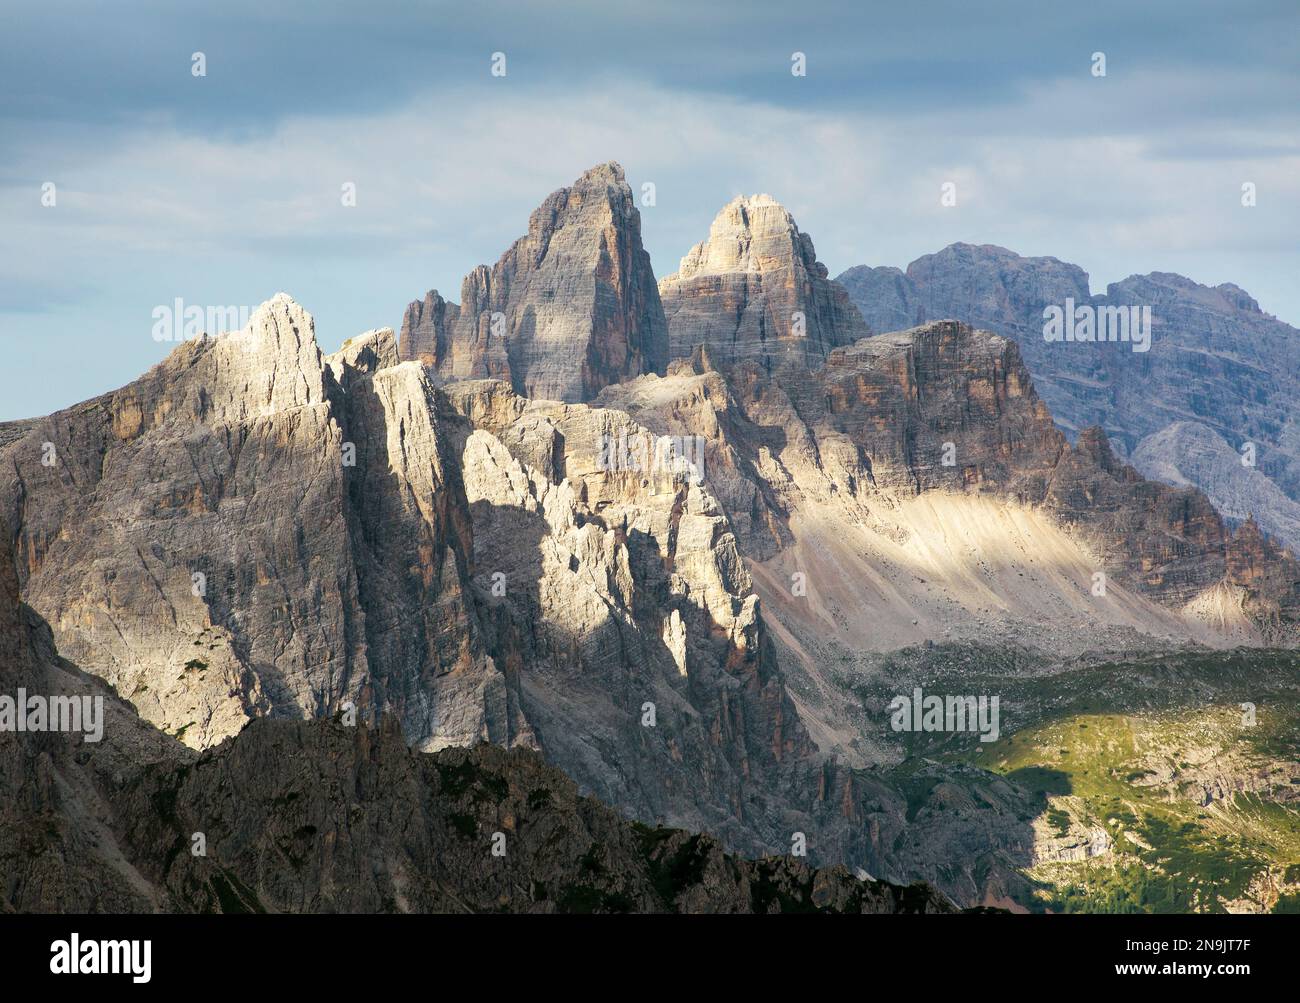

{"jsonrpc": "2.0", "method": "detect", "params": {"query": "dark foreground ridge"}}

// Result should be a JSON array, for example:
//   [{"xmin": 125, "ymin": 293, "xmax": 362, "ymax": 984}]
[
  {"xmin": 130, "ymin": 717, "xmax": 955, "ymax": 914},
  {"xmin": 0, "ymin": 530, "xmax": 949, "ymax": 914}
]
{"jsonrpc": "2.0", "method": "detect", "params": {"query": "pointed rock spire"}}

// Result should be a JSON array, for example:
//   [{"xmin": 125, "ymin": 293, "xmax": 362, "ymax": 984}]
[
  {"xmin": 399, "ymin": 290, "xmax": 460, "ymax": 368},
  {"xmin": 658, "ymin": 194, "xmax": 869, "ymax": 373},
  {"xmin": 401, "ymin": 162, "xmax": 668, "ymax": 403}
]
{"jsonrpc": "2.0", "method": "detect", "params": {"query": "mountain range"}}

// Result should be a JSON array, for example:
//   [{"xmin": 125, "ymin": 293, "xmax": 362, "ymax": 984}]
[
  {"xmin": 839, "ymin": 245, "xmax": 1300, "ymax": 556},
  {"xmin": 3, "ymin": 162, "xmax": 1297, "ymax": 913}
]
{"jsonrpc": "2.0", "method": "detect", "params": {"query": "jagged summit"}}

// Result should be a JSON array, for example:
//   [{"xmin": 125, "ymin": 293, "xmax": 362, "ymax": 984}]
[
  {"xmin": 666, "ymin": 193, "xmax": 806, "ymax": 280},
  {"xmin": 571, "ymin": 159, "xmax": 627, "ymax": 186},
  {"xmin": 325, "ymin": 326, "xmax": 400, "ymax": 382},
  {"xmin": 398, "ymin": 162, "xmax": 668, "ymax": 403},
  {"xmin": 658, "ymin": 192, "xmax": 869, "ymax": 372}
]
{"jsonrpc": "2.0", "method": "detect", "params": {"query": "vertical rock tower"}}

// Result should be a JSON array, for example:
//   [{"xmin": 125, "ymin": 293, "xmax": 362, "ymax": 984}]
[
  {"xmin": 401, "ymin": 162, "xmax": 669, "ymax": 403},
  {"xmin": 658, "ymin": 194, "xmax": 870, "ymax": 373}
]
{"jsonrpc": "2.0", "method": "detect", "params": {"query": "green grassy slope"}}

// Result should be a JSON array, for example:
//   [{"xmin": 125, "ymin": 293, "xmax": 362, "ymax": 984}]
[{"xmin": 845, "ymin": 647, "xmax": 1300, "ymax": 912}]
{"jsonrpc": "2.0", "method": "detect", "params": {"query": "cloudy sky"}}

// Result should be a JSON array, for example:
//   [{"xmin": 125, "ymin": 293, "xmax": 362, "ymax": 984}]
[{"xmin": 1, "ymin": 0, "xmax": 1296, "ymax": 420}]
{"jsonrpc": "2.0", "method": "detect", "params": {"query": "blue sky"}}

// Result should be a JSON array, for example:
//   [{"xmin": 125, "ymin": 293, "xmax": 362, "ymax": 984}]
[{"xmin": 1, "ymin": 0, "xmax": 1297, "ymax": 419}]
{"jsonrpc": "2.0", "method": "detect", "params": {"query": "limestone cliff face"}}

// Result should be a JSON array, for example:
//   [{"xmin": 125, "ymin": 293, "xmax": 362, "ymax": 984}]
[
  {"xmin": 658, "ymin": 195, "xmax": 869, "ymax": 374},
  {"xmin": 0, "ymin": 512, "xmax": 190, "ymax": 911},
  {"xmin": 435, "ymin": 378, "xmax": 823, "ymax": 850},
  {"xmin": 815, "ymin": 320, "xmax": 1064, "ymax": 495},
  {"xmin": 1131, "ymin": 421, "xmax": 1300, "ymax": 556},
  {"xmin": 0, "ymin": 293, "xmax": 851, "ymax": 868},
  {"xmin": 399, "ymin": 163, "xmax": 669, "ymax": 403},
  {"xmin": 838, "ymin": 244, "xmax": 1300, "ymax": 554},
  {"xmin": 0, "ymin": 532, "xmax": 948, "ymax": 914},
  {"xmin": 822, "ymin": 326, "xmax": 1298, "ymax": 632},
  {"xmin": 3, "ymin": 295, "xmax": 351, "ymax": 748},
  {"xmin": 0, "ymin": 296, "xmax": 515, "ymax": 752},
  {"xmin": 602, "ymin": 319, "xmax": 1300, "ymax": 646},
  {"xmin": 398, "ymin": 289, "xmax": 460, "ymax": 368}
]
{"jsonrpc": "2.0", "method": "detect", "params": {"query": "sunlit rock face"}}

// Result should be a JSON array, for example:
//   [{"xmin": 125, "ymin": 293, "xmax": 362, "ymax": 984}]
[
  {"xmin": 0, "ymin": 292, "xmax": 838, "ymax": 872},
  {"xmin": 0, "ymin": 295, "xmax": 530, "ymax": 753},
  {"xmin": 658, "ymin": 194, "xmax": 870, "ymax": 375}
]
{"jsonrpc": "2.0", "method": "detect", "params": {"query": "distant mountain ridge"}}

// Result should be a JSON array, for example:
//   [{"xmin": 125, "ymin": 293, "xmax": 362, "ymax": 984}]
[{"xmin": 838, "ymin": 243, "xmax": 1300, "ymax": 552}]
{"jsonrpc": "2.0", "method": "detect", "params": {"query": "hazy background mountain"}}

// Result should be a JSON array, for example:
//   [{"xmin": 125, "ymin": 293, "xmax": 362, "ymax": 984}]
[{"xmin": 839, "ymin": 245, "xmax": 1300, "ymax": 552}]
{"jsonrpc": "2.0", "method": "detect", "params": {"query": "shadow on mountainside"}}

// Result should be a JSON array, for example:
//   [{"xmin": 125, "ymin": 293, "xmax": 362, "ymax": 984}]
[{"xmin": 0, "ymin": 532, "xmax": 955, "ymax": 914}]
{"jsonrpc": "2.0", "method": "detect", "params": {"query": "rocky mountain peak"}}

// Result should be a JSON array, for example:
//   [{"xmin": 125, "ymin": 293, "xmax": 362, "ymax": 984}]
[
  {"xmin": 668, "ymin": 193, "xmax": 814, "ymax": 281},
  {"xmin": 399, "ymin": 163, "xmax": 668, "ymax": 403},
  {"xmin": 149, "ymin": 292, "xmax": 331, "ymax": 424},
  {"xmin": 398, "ymin": 289, "xmax": 460, "ymax": 368},
  {"xmin": 1215, "ymin": 282, "xmax": 1262, "ymax": 314},
  {"xmin": 1074, "ymin": 425, "xmax": 1127, "ymax": 478},
  {"xmin": 236, "ymin": 292, "xmax": 319, "ymax": 351},
  {"xmin": 523, "ymin": 160, "xmax": 631, "ymax": 242},
  {"xmin": 325, "ymin": 327, "xmax": 399, "ymax": 384},
  {"xmin": 658, "ymin": 193, "xmax": 869, "ymax": 373}
]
